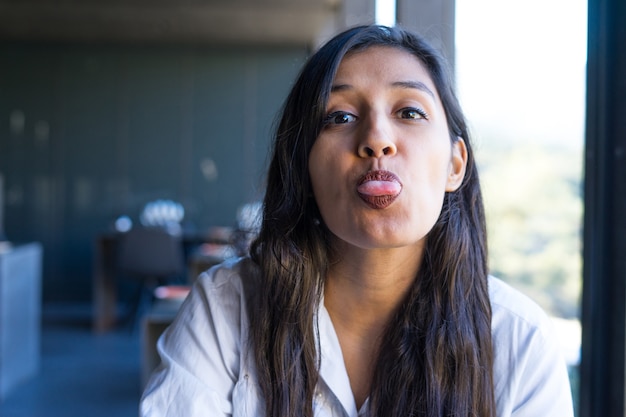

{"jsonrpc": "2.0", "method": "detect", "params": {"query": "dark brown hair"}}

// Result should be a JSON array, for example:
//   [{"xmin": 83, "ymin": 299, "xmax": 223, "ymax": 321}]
[{"xmin": 250, "ymin": 25, "xmax": 494, "ymax": 417}]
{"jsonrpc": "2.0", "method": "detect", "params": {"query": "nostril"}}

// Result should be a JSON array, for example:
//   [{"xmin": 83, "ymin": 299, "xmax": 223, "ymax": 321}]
[{"xmin": 359, "ymin": 145, "xmax": 393, "ymax": 157}]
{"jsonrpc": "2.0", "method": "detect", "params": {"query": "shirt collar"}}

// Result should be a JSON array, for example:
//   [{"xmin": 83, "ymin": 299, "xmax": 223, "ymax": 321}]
[{"xmin": 317, "ymin": 301, "xmax": 359, "ymax": 417}]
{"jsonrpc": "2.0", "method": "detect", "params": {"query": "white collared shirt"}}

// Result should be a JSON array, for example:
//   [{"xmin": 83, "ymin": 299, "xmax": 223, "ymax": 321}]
[{"xmin": 140, "ymin": 257, "xmax": 574, "ymax": 417}]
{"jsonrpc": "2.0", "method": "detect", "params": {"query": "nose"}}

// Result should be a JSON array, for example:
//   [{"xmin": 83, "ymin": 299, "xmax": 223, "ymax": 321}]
[{"xmin": 357, "ymin": 113, "xmax": 397, "ymax": 158}]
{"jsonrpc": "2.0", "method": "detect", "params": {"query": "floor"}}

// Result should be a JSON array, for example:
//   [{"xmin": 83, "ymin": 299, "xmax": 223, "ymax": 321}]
[{"xmin": 0, "ymin": 303, "xmax": 143, "ymax": 417}]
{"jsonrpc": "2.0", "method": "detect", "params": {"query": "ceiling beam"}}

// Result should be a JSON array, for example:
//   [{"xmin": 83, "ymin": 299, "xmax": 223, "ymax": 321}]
[{"xmin": 0, "ymin": 1, "xmax": 340, "ymax": 45}]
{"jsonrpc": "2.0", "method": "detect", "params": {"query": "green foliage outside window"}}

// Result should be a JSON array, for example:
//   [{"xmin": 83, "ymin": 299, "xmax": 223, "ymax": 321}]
[{"xmin": 477, "ymin": 139, "xmax": 583, "ymax": 319}]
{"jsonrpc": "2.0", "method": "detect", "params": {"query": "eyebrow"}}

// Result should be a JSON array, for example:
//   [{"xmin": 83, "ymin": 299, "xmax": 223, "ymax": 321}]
[
  {"xmin": 330, "ymin": 84, "xmax": 352, "ymax": 92},
  {"xmin": 330, "ymin": 80, "xmax": 436, "ymax": 98},
  {"xmin": 391, "ymin": 80, "xmax": 436, "ymax": 98}
]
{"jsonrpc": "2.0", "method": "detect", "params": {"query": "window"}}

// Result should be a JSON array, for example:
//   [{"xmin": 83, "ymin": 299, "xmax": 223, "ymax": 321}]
[{"xmin": 456, "ymin": 1, "xmax": 587, "ymax": 413}]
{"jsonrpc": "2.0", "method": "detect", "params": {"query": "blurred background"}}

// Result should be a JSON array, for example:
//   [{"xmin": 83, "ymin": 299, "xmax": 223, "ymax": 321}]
[{"xmin": 0, "ymin": 0, "xmax": 623, "ymax": 416}]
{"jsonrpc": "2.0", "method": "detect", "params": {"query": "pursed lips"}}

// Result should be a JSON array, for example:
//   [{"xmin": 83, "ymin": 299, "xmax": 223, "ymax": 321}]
[{"xmin": 356, "ymin": 170, "xmax": 402, "ymax": 209}]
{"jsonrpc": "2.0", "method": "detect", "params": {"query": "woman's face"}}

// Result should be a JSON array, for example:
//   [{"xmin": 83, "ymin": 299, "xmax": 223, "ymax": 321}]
[{"xmin": 308, "ymin": 46, "xmax": 467, "ymax": 252}]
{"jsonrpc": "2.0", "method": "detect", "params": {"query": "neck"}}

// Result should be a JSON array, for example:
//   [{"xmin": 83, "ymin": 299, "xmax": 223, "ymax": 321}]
[
  {"xmin": 324, "ymin": 244, "xmax": 422, "ymax": 329},
  {"xmin": 323, "ymin": 243, "xmax": 423, "ymax": 409}
]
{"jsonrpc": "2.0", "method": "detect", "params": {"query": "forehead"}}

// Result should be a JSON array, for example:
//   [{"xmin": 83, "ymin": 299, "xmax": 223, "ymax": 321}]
[{"xmin": 334, "ymin": 46, "xmax": 435, "ymax": 88}]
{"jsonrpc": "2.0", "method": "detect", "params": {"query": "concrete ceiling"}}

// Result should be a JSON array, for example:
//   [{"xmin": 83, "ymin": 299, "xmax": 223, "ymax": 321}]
[{"xmin": 0, "ymin": 0, "xmax": 344, "ymax": 46}]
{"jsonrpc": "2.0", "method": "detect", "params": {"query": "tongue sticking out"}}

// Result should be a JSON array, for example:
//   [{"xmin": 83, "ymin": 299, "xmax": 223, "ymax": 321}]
[
  {"xmin": 357, "ymin": 180, "xmax": 402, "ymax": 196},
  {"xmin": 356, "ymin": 171, "xmax": 403, "ymax": 209}
]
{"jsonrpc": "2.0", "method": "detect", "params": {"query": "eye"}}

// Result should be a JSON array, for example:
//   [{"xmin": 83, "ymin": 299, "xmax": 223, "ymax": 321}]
[
  {"xmin": 398, "ymin": 107, "xmax": 428, "ymax": 120},
  {"xmin": 323, "ymin": 111, "xmax": 357, "ymax": 125}
]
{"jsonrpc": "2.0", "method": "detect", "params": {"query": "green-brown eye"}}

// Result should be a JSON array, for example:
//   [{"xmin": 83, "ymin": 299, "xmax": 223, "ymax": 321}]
[
  {"xmin": 399, "ymin": 107, "xmax": 428, "ymax": 120},
  {"xmin": 323, "ymin": 111, "xmax": 358, "ymax": 125}
]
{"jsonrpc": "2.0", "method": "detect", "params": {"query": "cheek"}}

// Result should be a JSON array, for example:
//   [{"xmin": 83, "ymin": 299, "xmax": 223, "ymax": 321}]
[
  {"xmin": 308, "ymin": 137, "xmax": 349, "ymax": 189},
  {"xmin": 308, "ymin": 143, "xmax": 325, "ymax": 190},
  {"xmin": 405, "ymin": 146, "xmax": 453, "ymax": 213},
  {"xmin": 309, "ymin": 160, "xmax": 343, "ymax": 208},
  {"xmin": 308, "ymin": 141, "xmax": 335, "ymax": 205}
]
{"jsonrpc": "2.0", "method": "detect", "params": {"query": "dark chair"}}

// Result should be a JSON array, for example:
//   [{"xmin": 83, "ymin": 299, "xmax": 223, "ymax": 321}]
[{"xmin": 117, "ymin": 226, "xmax": 185, "ymax": 329}]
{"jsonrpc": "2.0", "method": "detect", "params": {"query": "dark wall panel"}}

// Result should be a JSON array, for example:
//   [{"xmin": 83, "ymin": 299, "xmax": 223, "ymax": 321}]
[{"xmin": 0, "ymin": 42, "xmax": 307, "ymax": 301}]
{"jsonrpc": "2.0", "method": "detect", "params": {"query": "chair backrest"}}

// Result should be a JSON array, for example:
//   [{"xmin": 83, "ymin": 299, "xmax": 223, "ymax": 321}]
[{"xmin": 117, "ymin": 227, "xmax": 184, "ymax": 278}]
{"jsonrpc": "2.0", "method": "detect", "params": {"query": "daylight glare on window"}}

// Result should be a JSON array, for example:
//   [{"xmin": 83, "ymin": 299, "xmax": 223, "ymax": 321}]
[
  {"xmin": 455, "ymin": 0, "xmax": 587, "ymax": 412},
  {"xmin": 375, "ymin": 0, "xmax": 396, "ymax": 26}
]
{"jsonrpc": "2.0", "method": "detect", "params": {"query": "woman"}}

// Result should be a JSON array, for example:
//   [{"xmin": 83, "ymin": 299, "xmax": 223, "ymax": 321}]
[{"xmin": 141, "ymin": 25, "xmax": 574, "ymax": 417}]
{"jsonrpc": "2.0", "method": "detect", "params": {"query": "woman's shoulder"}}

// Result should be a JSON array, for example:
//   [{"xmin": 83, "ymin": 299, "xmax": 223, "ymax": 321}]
[
  {"xmin": 488, "ymin": 275, "xmax": 553, "ymax": 336},
  {"xmin": 488, "ymin": 279, "xmax": 574, "ymax": 415},
  {"xmin": 195, "ymin": 256, "xmax": 261, "ymax": 298},
  {"xmin": 141, "ymin": 257, "xmax": 264, "ymax": 416},
  {"xmin": 488, "ymin": 275, "xmax": 564, "ymax": 374},
  {"xmin": 159, "ymin": 256, "xmax": 262, "ymax": 368},
  {"xmin": 177, "ymin": 256, "xmax": 262, "ymax": 334},
  {"xmin": 489, "ymin": 276, "xmax": 558, "ymax": 350}
]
